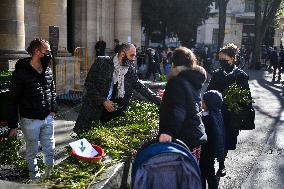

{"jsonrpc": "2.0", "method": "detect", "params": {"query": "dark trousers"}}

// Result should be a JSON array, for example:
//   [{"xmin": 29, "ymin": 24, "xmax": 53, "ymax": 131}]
[
  {"xmin": 200, "ymin": 151, "xmax": 218, "ymax": 189},
  {"xmin": 272, "ymin": 63, "xmax": 282, "ymax": 81},
  {"xmin": 100, "ymin": 108, "xmax": 124, "ymax": 122}
]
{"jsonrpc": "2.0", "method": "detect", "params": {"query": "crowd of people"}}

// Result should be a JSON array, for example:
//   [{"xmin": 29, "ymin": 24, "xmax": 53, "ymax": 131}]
[
  {"xmin": 7, "ymin": 36, "xmax": 256, "ymax": 189},
  {"xmin": 261, "ymin": 45, "xmax": 284, "ymax": 82}
]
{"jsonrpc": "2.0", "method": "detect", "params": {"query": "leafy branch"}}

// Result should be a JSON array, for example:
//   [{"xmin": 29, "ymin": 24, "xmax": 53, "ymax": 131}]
[{"xmin": 223, "ymin": 83, "xmax": 254, "ymax": 113}]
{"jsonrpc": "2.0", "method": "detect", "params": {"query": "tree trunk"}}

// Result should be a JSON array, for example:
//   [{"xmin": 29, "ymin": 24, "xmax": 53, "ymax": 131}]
[
  {"xmin": 217, "ymin": 0, "xmax": 229, "ymax": 52},
  {"xmin": 251, "ymin": 0, "xmax": 262, "ymax": 69},
  {"xmin": 251, "ymin": 0, "xmax": 282, "ymax": 70}
]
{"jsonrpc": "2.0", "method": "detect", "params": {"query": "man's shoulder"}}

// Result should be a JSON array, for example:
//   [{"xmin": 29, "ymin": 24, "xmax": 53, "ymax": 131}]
[
  {"xmin": 15, "ymin": 57, "xmax": 31, "ymax": 70},
  {"xmin": 96, "ymin": 56, "xmax": 113, "ymax": 65}
]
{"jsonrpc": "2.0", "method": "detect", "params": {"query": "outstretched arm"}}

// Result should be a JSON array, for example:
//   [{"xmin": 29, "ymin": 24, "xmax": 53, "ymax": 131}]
[{"xmin": 132, "ymin": 68, "xmax": 162, "ymax": 105}]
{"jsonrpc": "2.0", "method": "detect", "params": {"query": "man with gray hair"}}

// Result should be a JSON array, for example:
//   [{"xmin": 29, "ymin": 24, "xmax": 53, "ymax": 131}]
[{"xmin": 74, "ymin": 43, "xmax": 161, "ymax": 134}]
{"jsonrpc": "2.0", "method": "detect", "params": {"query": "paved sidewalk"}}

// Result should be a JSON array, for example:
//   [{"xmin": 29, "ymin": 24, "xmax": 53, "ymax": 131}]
[{"xmin": 217, "ymin": 68, "xmax": 284, "ymax": 189}]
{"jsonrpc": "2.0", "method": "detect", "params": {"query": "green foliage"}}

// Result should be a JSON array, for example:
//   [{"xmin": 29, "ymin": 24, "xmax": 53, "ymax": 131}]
[
  {"xmin": 46, "ymin": 157, "xmax": 104, "ymax": 189},
  {"xmin": 80, "ymin": 101, "xmax": 159, "ymax": 159},
  {"xmin": 0, "ymin": 70, "xmax": 12, "ymax": 76},
  {"xmin": 160, "ymin": 74, "xmax": 167, "ymax": 82},
  {"xmin": 141, "ymin": 0, "xmax": 213, "ymax": 45},
  {"xmin": 0, "ymin": 70, "xmax": 12, "ymax": 81},
  {"xmin": 275, "ymin": 1, "xmax": 284, "ymax": 28},
  {"xmin": 223, "ymin": 83, "xmax": 254, "ymax": 113},
  {"xmin": 0, "ymin": 137, "xmax": 27, "ymax": 169},
  {"xmin": 45, "ymin": 101, "xmax": 159, "ymax": 188}
]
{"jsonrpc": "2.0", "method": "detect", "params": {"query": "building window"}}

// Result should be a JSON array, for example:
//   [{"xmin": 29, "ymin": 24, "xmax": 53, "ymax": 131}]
[
  {"xmin": 212, "ymin": 29, "xmax": 219, "ymax": 45},
  {"xmin": 245, "ymin": 0, "xmax": 254, "ymax": 12}
]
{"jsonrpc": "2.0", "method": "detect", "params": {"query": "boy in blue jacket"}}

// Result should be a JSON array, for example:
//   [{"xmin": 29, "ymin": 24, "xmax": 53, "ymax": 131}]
[{"xmin": 200, "ymin": 90, "xmax": 225, "ymax": 189}]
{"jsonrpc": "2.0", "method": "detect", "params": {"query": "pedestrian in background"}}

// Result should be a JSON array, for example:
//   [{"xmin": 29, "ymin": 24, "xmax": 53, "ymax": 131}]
[
  {"xmin": 114, "ymin": 39, "xmax": 120, "ymax": 54},
  {"xmin": 200, "ymin": 90, "xmax": 225, "ymax": 189},
  {"xmin": 207, "ymin": 43, "xmax": 253, "ymax": 177},
  {"xmin": 279, "ymin": 46, "xmax": 284, "ymax": 79},
  {"xmin": 8, "ymin": 38, "xmax": 56, "ymax": 180},
  {"xmin": 200, "ymin": 46, "xmax": 212, "ymax": 76},
  {"xmin": 158, "ymin": 47, "xmax": 207, "ymax": 161},
  {"xmin": 145, "ymin": 48, "xmax": 159, "ymax": 81},
  {"xmin": 269, "ymin": 46, "xmax": 280, "ymax": 82},
  {"xmin": 95, "ymin": 36, "xmax": 106, "ymax": 56}
]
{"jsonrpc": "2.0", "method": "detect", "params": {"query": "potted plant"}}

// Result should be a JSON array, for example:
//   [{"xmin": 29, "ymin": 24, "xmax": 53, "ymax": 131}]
[{"xmin": 223, "ymin": 83, "xmax": 255, "ymax": 130}]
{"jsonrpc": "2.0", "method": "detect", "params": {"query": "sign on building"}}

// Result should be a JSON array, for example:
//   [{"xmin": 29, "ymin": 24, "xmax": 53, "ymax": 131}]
[{"xmin": 49, "ymin": 26, "xmax": 59, "ymax": 57}]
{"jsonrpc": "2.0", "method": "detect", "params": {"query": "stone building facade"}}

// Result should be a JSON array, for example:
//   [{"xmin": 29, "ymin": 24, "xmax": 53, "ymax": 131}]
[
  {"xmin": 196, "ymin": 0, "xmax": 284, "ymax": 49},
  {"xmin": 0, "ymin": 0, "xmax": 142, "ymax": 68},
  {"xmin": 0, "ymin": 0, "xmax": 142, "ymax": 94}
]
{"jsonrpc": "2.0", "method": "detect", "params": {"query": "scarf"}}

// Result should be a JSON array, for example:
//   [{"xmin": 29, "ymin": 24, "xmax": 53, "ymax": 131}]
[{"xmin": 113, "ymin": 54, "xmax": 129, "ymax": 98}]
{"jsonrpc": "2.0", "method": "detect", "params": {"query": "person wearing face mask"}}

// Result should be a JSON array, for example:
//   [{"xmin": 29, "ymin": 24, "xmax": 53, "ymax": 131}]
[
  {"xmin": 7, "ymin": 38, "xmax": 56, "ymax": 180},
  {"xmin": 207, "ymin": 43, "xmax": 253, "ymax": 177},
  {"xmin": 74, "ymin": 43, "xmax": 162, "ymax": 134}
]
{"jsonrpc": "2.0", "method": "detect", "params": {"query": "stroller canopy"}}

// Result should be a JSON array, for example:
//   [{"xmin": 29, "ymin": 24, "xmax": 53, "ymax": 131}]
[{"xmin": 131, "ymin": 141, "xmax": 202, "ymax": 189}]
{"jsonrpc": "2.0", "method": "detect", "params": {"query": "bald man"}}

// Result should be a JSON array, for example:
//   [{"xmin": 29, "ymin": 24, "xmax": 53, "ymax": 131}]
[{"xmin": 74, "ymin": 43, "xmax": 161, "ymax": 134}]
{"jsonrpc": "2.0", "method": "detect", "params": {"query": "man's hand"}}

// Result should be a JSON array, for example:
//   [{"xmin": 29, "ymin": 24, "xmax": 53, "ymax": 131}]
[
  {"xmin": 159, "ymin": 133, "xmax": 172, "ymax": 143},
  {"xmin": 103, "ymin": 100, "xmax": 116, "ymax": 112},
  {"xmin": 8, "ymin": 128, "xmax": 17, "ymax": 137}
]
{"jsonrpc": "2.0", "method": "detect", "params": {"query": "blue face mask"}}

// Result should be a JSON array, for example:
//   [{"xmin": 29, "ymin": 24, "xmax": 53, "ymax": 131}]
[{"xmin": 122, "ymin": 56, "xmax": 134, "ymax": 67}]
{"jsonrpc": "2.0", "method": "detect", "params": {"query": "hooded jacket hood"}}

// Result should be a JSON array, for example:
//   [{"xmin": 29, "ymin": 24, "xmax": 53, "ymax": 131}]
[{"xmin": 178, "ymin": 66, "xmax": 206, "ymax": 90}]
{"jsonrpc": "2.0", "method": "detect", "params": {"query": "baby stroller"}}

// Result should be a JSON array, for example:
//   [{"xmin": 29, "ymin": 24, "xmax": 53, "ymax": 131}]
[{"xmin": 131, "ymin": 139, "xmax": 202, "ymax": 189}]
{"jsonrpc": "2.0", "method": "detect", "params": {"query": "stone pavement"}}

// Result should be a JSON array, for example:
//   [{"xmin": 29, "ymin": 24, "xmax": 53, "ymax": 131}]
[
  {"xmin": 216, "ymin": 68, "xmax": 284, "ymax": 189},
  {"xmin": 53, "ymin": 104, "xmax": 79, "ymax": 165},
  {"xmin": 239, "ymin": 69, "xmax": 284, "ymax": 189}
]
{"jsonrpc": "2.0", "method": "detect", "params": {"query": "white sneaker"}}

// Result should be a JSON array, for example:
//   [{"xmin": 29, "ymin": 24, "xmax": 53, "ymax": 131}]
[{"xmin": 29, "ymin": 171, "xmax": 41, "ymax": 182}]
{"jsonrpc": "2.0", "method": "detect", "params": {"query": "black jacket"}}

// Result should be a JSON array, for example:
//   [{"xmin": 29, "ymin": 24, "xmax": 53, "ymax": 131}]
[
  {"xmin": 8, "ymin": 57, "xmax": 57, "ymax": 129},
  {"xmin": 207, "ymin": 66, "xmax": 252, "ymax": 149},
  {"xmin": 74, "ymin": 56, "xmax": 161, "ymax": 132},
  {"xmin": 84, "ymin": 56, "xmax": 161, "ymax": 109},
  {"xmin": 269, "ymin": 50, "xmax": 279, "ymax": 65},
  {"xmin": 159, "ymin": 68, "xmax": 207, "ymax": 149},
  {"xmin": 201, "ymin": 113, "xmax": 225, "ymax": 162},
  {"xmin": 207, "ymin": 66, "xmax": 251, "ymax": 106}
]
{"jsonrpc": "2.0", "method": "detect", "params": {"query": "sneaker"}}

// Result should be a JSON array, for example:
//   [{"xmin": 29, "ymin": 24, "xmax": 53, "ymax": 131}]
[{"xmin": 29, "ymin": 172, "xmax": 41, "ymax": 182}]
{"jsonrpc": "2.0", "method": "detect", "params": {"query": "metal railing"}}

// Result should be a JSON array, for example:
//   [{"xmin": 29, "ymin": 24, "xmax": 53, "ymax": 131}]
[{"xmin": 73, "ymin": 47, "xmax": 89, "ymax": 91}]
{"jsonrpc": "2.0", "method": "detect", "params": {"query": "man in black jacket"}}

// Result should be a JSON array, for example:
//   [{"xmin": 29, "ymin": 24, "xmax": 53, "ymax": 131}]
[
  {"xmin": 8, "ymin": 39, "xmax": 56, "ymax": 180},
  {"xmin": 74, "ymin": 43, "xmax": 161, "ymax": 134},
  {"xmin": 269, "ymin": 47, "xmax": 280, "ymax": 81}
]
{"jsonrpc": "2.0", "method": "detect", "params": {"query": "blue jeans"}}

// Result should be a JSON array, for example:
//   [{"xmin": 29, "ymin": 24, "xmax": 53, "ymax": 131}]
[{"xmin": 20, "ymin": 115, "xmax": 55, "ymax": 178}]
